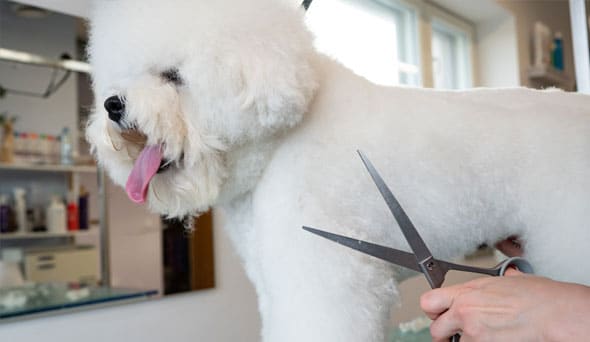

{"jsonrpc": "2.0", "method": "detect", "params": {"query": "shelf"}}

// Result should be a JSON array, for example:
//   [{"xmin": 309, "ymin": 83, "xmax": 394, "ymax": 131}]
[
  {"xmin": 528, "ymin": 65, "xmax": 573, "ymax": 88},
  {"xmin": 0, "ymin": 228, "xmax": 98, "ymax": 240},
  {"xmin": 0, "ymin": 162, "xmax": 97, "ymax": 173}
]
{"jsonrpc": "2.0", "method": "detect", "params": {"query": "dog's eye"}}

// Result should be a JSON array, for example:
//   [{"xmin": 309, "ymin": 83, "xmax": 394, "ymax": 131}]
[{"xmin": 161, "ymin": 68, "xmax": 183, "ymax": 85}]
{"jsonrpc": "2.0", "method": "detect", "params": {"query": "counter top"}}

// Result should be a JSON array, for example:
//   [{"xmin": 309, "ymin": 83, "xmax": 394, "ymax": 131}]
[{"xmin": 0, "ymin": 282, "xmax": 157, "ymax": 320}]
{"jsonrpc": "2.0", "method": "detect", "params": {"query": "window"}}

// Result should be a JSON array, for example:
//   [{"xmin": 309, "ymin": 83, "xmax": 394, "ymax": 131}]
[
  {"xmin": 306, "ymin": 0, "xmax": 420, "ymax": 86},
  {"xmin": 431, "ymin": 20, "xmax": 472, "ymax": 89},
  {"xmin": 305, "ymin": 0, "xmax": 474, "ymax": 88}
]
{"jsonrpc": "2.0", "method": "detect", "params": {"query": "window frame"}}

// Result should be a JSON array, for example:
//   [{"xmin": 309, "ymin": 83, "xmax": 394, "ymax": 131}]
[
  {"xmin": 375, "ymin": 0, "xmax": 421, "ymax": 85},
  {"xmin": 417, "ymin": 1, "xmax": 477, "ymax": 88}
]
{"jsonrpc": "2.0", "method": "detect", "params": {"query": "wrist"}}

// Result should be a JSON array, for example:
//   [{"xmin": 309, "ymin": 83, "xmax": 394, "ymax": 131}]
[{"xmin": 543, "ymin": 282, "xmax": 590, "ymax": 342}]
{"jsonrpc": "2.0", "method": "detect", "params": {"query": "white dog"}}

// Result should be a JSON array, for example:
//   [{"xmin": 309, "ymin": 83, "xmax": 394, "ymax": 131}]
[{"xmin": 86, "ymin": 0, "xmax": 590, "ymax": 341}]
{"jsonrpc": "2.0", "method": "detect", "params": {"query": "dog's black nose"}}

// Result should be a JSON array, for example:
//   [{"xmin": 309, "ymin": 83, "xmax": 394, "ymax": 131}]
[{"xmin": 104, "ymin": 96, "xmax": 125, "ymax": 123}]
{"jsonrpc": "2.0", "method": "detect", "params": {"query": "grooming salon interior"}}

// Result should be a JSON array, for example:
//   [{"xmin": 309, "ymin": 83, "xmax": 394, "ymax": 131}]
[{"xmin": 1, "ymin": 0, "xmax": 589, "ymax": 341}]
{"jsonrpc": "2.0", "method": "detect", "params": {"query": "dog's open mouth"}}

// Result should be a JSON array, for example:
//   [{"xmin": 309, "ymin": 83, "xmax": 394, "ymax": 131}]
[{"xmin": 125, "ymin": 144, "xmax": 182, "ymax": 204}]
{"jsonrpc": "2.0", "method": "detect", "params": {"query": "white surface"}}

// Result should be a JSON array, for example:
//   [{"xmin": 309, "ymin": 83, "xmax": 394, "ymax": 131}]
[
  {"xmin": 105, "ymin": 180, "xmax": 163, "ymax": 294},
  {"xmin": 0, "ymin": 216, "xmax": 261, "ymax": 342},
  {"xmin": 475, "ymin": 10, "xmax": 520, "ymax": 87}
]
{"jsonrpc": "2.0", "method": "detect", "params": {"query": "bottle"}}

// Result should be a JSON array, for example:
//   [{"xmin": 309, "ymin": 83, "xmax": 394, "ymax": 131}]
[
  {"xmin": 20, "ymin": 132, "xmax": 30, "ymax": 163},
  {"xmin": 552, "ymin": 32, "xmax": 564, "ymax": 71},
  {"xmin": 0, "ymin": 195, "xmax": 9, "ymax": 233},
  {"xmin": 67, "ymin": 202, "xmax": 79, "ymax": 231},
  {"xmin": 1, "ymin": 118, "xmax": 15, "ymax": 164},
  {"xmin": 60, "ymin": 127, "xmax": 73, "ymax": 165},
  {"xmin": 39, "ymin": 134, "xmax": 48, "ymax": 164},
  {"xmin": 13, "ymin": 188, "xmax": 27, "ymax": 233},
  {"xmin": 29, "ymin": 133, "xmax": 39, "ymax": 163},
  {"xmin": 46, "ymin": 196, "xmax": 66, "ymax": 233},
  {"xmin": 78, "ymin": 187, "xmax": 89, "ymax": 230}
]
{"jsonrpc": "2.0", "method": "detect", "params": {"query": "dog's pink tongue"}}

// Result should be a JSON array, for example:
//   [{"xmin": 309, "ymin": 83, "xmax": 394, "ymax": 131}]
[{"xmin": 126, "ymin": 145, "xmax": 163, "ymax": 203}]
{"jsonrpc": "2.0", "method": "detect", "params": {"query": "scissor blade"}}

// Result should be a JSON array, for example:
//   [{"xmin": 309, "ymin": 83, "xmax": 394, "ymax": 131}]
[
  {"xmin": 302, "ymin": 226, "xmax": 421, "ymax": 273},
  {"xmin": 357, "ymin": 151, "xmax": 433, "ymax": 262},
  {"xmin": 357, "ymin": 151, "xmax": 447, "ymax": 288}
]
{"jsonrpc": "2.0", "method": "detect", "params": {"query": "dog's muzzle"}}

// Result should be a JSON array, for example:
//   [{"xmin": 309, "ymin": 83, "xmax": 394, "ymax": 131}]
[{"xmin": 104, "ymin": 95, "xmax": 125, "ymax": 124}]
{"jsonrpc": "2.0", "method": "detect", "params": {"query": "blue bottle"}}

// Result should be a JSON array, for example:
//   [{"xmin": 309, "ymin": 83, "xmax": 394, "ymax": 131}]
[{"xmin": 552, "ymin": 32, "xmax": 564, "ymax": 71}]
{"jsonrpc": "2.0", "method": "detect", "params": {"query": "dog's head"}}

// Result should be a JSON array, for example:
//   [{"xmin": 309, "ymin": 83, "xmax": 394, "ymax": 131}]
[{"xmin": 86, "ymin": 0, "xmax": 317, "ymax": 218}]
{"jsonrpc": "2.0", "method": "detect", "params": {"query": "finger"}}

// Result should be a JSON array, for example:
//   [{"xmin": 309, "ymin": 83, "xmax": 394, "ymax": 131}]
[
  {"xmin": 420, "ymin": 285, "xmax": 462, "ymax": 319},
  {"xmin": 429, "ymin": 310, "xmax": 462, "ymax": 342},
  {"xmin": 504, "ymin": 267, "xmax": 523, "ymax": 276}
]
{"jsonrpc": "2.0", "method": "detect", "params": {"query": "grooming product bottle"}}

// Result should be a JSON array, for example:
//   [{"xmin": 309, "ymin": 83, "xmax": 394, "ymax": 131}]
[
  {"xmin": 0, "ymin": 118, "xmax": 15, "ymax": 163},
  {"xmin": 46, "ymin": 196, "xmax": 66, "ymax": 233},
  {"xmin": 0, "ymin": 195, "xmax": 9, "ymax": 233},
  {"xmin": 552, "ymin": 32, "xmax": 564, "ymax": 71},
  {"xmin": 13, "ymin": 188, "xmax": 27, "ymax": 233},
  {"xmin": 533, "ymin": 21, "xmax": 551, "ymax": 68},
  {"xmin": 60, "ymin": 127, "xmax": 73, "ymax": 165},
  {"xmin": 67, "ymin": 192, "xmax": 79, "ymax": 231},
  {"xmin": 78, "ymin": 186, "xmax": 89, "ymax": 230}
]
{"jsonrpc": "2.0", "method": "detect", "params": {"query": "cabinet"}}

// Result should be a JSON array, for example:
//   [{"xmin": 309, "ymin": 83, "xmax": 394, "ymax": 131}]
[{"xmin": 24, "ymin": 246, "xmax": 99, "ymax": 284}]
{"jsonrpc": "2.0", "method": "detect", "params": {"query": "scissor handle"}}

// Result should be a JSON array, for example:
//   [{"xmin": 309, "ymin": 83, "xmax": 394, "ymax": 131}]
[{"xmin": 498, "ymin": 257, "xmax": 534, "ymax": 275}]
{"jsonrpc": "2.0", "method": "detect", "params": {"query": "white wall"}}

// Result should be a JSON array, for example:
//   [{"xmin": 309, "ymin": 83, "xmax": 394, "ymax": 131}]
[
  {"xmin": 0, "ymin": 212, "xmax": 262, "ymax": 342},
  {"xmin": 475, "ymin": 10, "xmax": 520, "ymax": 87}
]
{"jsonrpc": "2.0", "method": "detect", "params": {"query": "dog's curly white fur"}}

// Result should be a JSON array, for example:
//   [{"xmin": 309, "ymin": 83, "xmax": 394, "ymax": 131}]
[{"xmin": 87, "ymin": 0, "xmax": 590, "ymax": 340}]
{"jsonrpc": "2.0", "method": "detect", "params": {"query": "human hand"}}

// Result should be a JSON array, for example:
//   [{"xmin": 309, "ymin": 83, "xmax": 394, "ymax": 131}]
[{"xmin": 420, "ymin": 269, "xmax": 590, "ymax": 341}]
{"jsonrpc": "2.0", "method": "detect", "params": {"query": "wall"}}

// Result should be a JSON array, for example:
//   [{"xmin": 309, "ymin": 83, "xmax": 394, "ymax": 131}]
[
  {"xmin": 0, "ymin": 213, "xmax": 262, "ymax": 342},
  {"xmin": 475, "ymin": 9, "xmax": 520, "ymax": 87}
]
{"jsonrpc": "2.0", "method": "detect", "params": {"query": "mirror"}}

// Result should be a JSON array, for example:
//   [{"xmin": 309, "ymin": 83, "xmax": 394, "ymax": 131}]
[{"xmin": 0, "ymin": 0, "xmax": 214, "ymax": 321}]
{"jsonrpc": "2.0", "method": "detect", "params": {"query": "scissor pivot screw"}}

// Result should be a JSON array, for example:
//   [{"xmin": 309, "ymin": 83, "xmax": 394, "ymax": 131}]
[{"xmin": 426, "ymin": 261, "xmax": 435, "ymax": 270}]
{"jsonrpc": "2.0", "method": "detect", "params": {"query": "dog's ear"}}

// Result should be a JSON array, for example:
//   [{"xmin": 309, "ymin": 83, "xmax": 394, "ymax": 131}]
[
  {"xmin": 231, "ymin": 7, "xmax": 318, "ymax": 134},
  {"xmin": 238, "ymin": 46, "xmax": 317, "ymax": 133}
]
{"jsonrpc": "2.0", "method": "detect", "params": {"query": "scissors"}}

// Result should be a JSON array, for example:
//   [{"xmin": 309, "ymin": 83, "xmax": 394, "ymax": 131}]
[{"xmin": 302, "ymin": 150, "xmax": 534, "ymax": 342}]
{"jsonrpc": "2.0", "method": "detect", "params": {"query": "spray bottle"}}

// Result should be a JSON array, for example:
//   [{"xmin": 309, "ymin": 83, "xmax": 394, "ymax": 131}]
[{"xmin": 13, "ymin": 188, "xmax": 27, "ymax": 233}]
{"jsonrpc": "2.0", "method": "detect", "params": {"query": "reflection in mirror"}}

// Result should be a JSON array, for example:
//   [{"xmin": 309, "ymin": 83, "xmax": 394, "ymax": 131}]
[{"xmin": 0, "ymin": 1, "xmax": 214, "ymax": 321}]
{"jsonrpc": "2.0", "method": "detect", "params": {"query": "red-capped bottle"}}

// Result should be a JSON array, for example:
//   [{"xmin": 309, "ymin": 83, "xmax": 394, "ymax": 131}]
[{"xmin": 67, "ymin": 197, "xmax": 78, "ymax": 231}]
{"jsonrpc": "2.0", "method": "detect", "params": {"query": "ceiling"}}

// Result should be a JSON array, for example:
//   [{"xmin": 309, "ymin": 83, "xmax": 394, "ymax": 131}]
[
  {"xmin": 13, "ymin": 0, "xmax": 91, "ymax": 18},
  {"xmin": 428, "ymin": 0, "xmax": 508, "ymax": 23}
]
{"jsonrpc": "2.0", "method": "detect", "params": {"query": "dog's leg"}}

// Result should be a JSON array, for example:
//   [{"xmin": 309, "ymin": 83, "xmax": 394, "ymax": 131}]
[
  {"xmin": 257, "ymin": 230, "xmax": 398, "ymax": 341},
  {"xmin": 518, "ymin": 184, "xmax": 590, "ymax": 285}
]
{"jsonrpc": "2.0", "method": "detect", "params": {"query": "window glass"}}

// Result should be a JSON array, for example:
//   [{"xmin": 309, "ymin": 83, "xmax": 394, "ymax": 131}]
[
  {"xmin": 431, "ymin": 20, "xmax": 472, "ymax": 89},
  {"xmin": 306, "ymin": 0, "xmax": 420, "ymax": 86}
]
